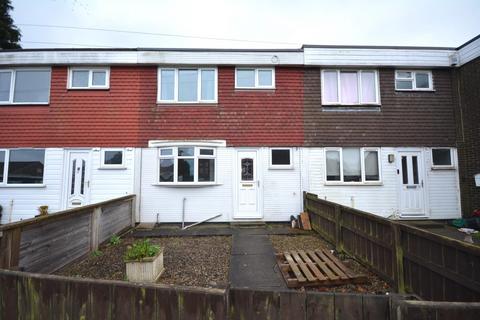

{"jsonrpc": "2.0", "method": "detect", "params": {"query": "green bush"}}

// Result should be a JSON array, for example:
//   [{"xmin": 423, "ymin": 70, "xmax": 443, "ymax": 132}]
[
  {"xmin": 109, "ymin": 235, "xmax": 121, "ymax": 246},
  {"xmin": 124, "ymin": 239, "xmax": 160, "ymax": 261}
]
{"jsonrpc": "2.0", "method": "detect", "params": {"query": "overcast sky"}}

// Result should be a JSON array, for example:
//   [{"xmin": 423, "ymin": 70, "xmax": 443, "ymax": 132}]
[{"xmin": 11, "ymin": 0, "xmax": 480, "ymax": 49}]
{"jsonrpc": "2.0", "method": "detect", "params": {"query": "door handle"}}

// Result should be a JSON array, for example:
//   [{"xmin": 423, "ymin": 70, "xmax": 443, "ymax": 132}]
[{"xmin": 257, "ymin": 180, "xmax": 260, "ymax": 187}]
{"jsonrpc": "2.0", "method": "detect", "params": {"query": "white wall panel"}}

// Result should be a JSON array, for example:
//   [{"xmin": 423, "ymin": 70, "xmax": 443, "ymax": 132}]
[
  {"xmin": 89, "ymin": 148, "xmax": 136, "ymax": 204},
  {"xmin": 139, "ymin": 147, "xmax": 234, "ymax": 223},
  {"xmin": 0, "ymin": 148, "xmax": 64, "ymax": 223},
  {"xmin": 306, "ymin": 148, "xmax": 399, "ymax": 218},
  {"xmin": 261, "ymin": 147, "xmax": 303, "ymax": 221},
  {"xmin": 423, "ymin": 148, "xmax": 461, "ymax": 219}
]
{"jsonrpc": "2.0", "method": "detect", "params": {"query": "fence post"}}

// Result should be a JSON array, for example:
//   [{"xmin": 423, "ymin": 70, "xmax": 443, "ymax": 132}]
[
  {"xmin": 0, "ymin": 228, "xmax": 21, "ymax": 270},
  {"xmin": 90, "ymin": 207, "xmax": 102, "ymax": 251},
  {"xmin": 334, "ymin": 205, "xmax": 344, "ymax": 253},
  {"xmin": 392, "ymin": 222, "xmax": 405, "ymax": 293}
]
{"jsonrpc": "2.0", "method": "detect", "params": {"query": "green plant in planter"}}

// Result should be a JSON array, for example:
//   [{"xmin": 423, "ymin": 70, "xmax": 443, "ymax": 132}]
[{"xmin": 124, "ymin": 239, "xmax": 160, "ymax": 262}]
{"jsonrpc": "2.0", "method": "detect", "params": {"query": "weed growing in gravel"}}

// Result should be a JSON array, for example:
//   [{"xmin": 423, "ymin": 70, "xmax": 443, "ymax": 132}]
[
  {"xmin": 91, "ymin": 250, "xmax": 103, "ymax": 257},
  {"xmin": 124, "ymin": 239, "xmax": 160, "ymax": 261},
  {"xmin": 109, "ymin": 235, "xmax": 122, "ymax": 246}
]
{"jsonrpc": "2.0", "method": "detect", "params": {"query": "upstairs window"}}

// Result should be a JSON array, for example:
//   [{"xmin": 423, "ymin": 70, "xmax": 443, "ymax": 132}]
[
  {"xmin": 159, "ymin": 147, "xmax": 216, "ymax": 184},
  {"xmin": 235, "ymin": 68, "xmax": 275, "ymax": 89},
  {"xmin": 325, "ymin": 148, "xmax": 381, "ymax": 184},
  {"xmin": 158, "ymin": 68, "xmax": 217, "ymax": 103},
  {"xmin": 395, "ymin": 70, "xmax": 433, "ymax": 91},
  {"xmin": 69, "ymin": 68, "xmax": 110, "ymax": 89},
  {"xmin": 0, "ymin": 69, "xmax": 51, "ymax": 104},
  {"xmin": 0, "ymin": 149, "xmax": 45, "ymax": 185},
  {"xmin": 431, "ymin": 148, "xmax": 453, "ymax": 169},
  {"xmin": 321, "ymin": 70, "xmax": 380, "ymax": 105}
]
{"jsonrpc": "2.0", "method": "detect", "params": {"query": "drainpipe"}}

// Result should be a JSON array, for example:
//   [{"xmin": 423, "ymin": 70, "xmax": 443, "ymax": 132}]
[{"xmin": 182, "ymin": 197, "xmax": 186, "ymax": 229}]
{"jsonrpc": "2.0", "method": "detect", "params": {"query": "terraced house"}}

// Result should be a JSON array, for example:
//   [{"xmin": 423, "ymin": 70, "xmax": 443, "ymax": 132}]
[{"xmin": 0, "ymin": 35, "xmax": 479, "ymax": 224}]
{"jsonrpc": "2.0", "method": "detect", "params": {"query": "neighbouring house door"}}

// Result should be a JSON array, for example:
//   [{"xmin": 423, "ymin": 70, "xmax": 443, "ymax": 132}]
[
  {"xmin": 66, "ymin": 150, "xmax": 91, "ymax": 208},
  {"xmin": 235, "ymin": 151, "xmax": 262, "ymax": 219},
  {"xmin": 398, "ymin": 151, "xmax": 425, "ymax": 217}
]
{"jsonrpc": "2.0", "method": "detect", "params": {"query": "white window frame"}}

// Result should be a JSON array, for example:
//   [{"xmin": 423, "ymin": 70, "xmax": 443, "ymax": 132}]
[
  {"xmin": 431, "ymin": 148, "xmax": 455, "ymax": 169},
  {"xmin": 68, "ymin": 67, "xmax": 110, "ymax": 89},
  {"xmin": 0, "ymin": 148, "xmax": 46, "ymax": 187},
  {"xmin": 235, "ymin": 67, "xmax": 275, "ymax": 89},
  {"xmin": 100, "ymin": 148, "xmax": 125, "ymax": 169},
  {"xmin": 269, "ymin": 148, "xmax": 293, "ymax": 169},
  {"xmin": 0, "ymin": 68, "xmax": 51, "ymax": 105},
  {"xmin": 324, "ymin": 147, "xmax": 382, "ymax": 185},
  {"xmin": 321, "ymin": 69, "xmax": 380, "ymax": 106},
  {"xmin": 157, "ymin": 67, "xmax": 218, "ymax": 104},
  {"xmin": 157, "ymin": 146, "xmax": 217, "ymax": 185},
  {"xmin": 395, "ymin": 70, "xmax": 433, "ymax": 91}
]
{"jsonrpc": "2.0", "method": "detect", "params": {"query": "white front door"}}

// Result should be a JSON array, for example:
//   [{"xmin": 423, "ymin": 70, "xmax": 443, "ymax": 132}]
[
  {"xmin": 66, "ymin": 150, "xmax": 91, "ymax": 208},
  {"xmin": 235, "ymin": 151, "xmax": 261, "ymax": 219},
  {"xmin": 398, "ymin": 151, "xmax": 425, "ymax": 217}
]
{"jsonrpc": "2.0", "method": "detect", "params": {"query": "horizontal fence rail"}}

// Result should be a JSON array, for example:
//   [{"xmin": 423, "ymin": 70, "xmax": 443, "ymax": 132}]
[
  {"xmin": 304, "ymin": 192, "xmax": 480, "ymax": 302},
  {"xmin": 0, "ymin": 195, "xmax": 135, "ymax": 274},
  {"xmin": 2, "ymin": 269, "xmax": 479, "ymax": 320}
]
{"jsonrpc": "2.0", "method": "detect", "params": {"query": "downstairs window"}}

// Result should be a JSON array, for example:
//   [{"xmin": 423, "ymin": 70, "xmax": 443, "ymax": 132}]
[
  {"xmin": 0, "ymin": 149, "xmax": 45, "ymax": 185},
  {"xmin": 159, "ymin": 147, "xmax": 216, "ymax": 183},
  {"xmin": 325, "ymin": 148, "xmax": 381, "ymax": 183}
]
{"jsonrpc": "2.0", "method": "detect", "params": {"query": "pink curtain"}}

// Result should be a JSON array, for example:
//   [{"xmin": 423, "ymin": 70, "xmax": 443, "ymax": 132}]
[
  {"xmin": 361, "ymin": 72, "xmax": 376, "ymax": 103},
  {"xmin": 340, "ymin": 72, "xmax": 358, "ymax": 104},
  {"xmin": 323, "ymin": 71, "xmax": 338, "ymax": 103}
]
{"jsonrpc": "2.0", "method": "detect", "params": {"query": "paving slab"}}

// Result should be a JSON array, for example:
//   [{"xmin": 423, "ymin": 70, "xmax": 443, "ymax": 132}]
[{"xmin": 229, "ymin": 229, "xmax": 287, "ymax": 290}]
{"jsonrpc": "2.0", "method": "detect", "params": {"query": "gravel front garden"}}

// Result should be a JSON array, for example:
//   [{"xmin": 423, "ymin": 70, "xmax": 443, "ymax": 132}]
[
  {"xmin": 56, "ymin": 235, "xmax": 232, "ymax": 288},
  {"xmin": 270, "ymin": 235, "xmax": 392, "ymax": 294}
]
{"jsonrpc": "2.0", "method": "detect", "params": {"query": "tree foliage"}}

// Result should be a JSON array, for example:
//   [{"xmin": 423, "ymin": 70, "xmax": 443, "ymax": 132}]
[{"xmin": 0, "ymin": 0, "xmax": 21, "ymax": 49}]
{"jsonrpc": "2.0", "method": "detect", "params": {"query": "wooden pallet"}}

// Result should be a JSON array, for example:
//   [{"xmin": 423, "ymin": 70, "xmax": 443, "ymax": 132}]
[{"xmin": 276, "ymin": 249, "xmax": 368, "ymax": 288}]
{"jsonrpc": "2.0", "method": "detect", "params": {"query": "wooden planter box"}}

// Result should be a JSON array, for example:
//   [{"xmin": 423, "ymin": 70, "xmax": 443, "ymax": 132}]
[{"xmin": 125, "ymin": 249, "xmax": 164, "ymax": 282}]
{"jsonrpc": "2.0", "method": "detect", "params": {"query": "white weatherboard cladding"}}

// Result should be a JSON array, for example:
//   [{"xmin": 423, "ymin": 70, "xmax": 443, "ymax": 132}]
[
  {"xmin": 88, "ymin": 148, "xmax": 136, "ymax": 204},
  {"xmin": 139, "ymin": 147, "xmax": 304, "ymax": 223},
  {"xmin": 306, "ymin": 147, "xmax": 461, "ymax": 220},
  {"xmin": 261, "ymin": 148, "xmax": 303, "ymax": 221},
  {"xmin": 0, "ymin": 148, "xmax": 64, "ymax": 223},
  {"xmin": 458, "ymin": 36, "xmax": 480, "ymax": 66},
  {"xmin": 0, "ymin": 50, "xmax": 303, "ymax": 66},
  {"xmin": 303, "ymin": 48, "xmax": 455, "ymax": 67},
  {"xmin": 140, "ymin": 147, "xmax": 234, "ymax": 223},
  {"xmin": 306, "ymin": 148, "xmax": 399, "ymax": 218},
  {"xmin": 423, "ymin": 148, "xmax": 461, "ymax": 219}
]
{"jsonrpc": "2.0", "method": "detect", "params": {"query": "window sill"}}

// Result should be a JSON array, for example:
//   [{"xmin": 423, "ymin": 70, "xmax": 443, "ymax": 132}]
[
  {"xmin": 324, "ymin": 182, "xmax": 383, "ymax": 186},
  {"xmin": 322, "ymin": 105, "xmax": 381, "ymax": 112},
  {"xmin": 269, "ymin": 166, "xmax": 294, "ymax": 170},
  {"xmin": 431, "ymin": 166, "xmax": 455, "ymax": 170},
  {"xmin": 234, "ymin": 87, "xmax": 276, "ymax": 91},
  {"xmin": 395, "ymin": 89, "xmax": 435, "ymax": 92},
  {"xmin": 0, "ymin": 102, "xmax": 49, "ymax": 106},
  {"xmin": 98, "ymin": 166, "xmax": 127, "ymax": 170},
  {"xmin": 152, "ymin": 182, "xmax": 221, "ymax": 187},
  {"xmin": 67, "ymin": 87, "xmax": 110, "ymax": 91},
  {"xmin": 0, "ymin": 184, "xmax": 46, "ymax": 188},
  {"xmin": 156, "ymin": 101, "xmax": 218, "ymax": 105}
]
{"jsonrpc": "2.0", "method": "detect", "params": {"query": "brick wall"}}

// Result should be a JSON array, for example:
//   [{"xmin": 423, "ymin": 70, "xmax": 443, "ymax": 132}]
[
  {"xmin": 304, "ymin": 68, "xmax": 457, "ymax": 147},
  {"xmin": 0, "ymin": 66, "xmax": 304, "ymax": 147},
  {"xmin": 138, "ymin": 66, "xmax": 304, "ymax": 146},
  {"xmin": 454, "ymin": 57, "xmax": 480, "ymax": 216}
]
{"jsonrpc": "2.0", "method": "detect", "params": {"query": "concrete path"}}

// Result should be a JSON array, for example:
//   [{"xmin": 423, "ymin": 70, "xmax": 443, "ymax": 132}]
[{"xmin": 229, "ymin": 229, "xmax": 287, "ymax": 290}]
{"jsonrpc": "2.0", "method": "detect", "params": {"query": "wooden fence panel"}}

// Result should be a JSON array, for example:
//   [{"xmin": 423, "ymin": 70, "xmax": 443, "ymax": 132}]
[
  {"xmin": 18, "ymin": 210, "xmax": 92, "ymax": 273},
  {"xmin": 0, "ymin": 195, "xmax": 135, "ymax": 274},
  {"xmin": 98, "ymin": 199, "xmax": 134, "ymax": 244},
  {"xmin": 304, "ymin": 192, "xmax": 480, "ymax": 302}
]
